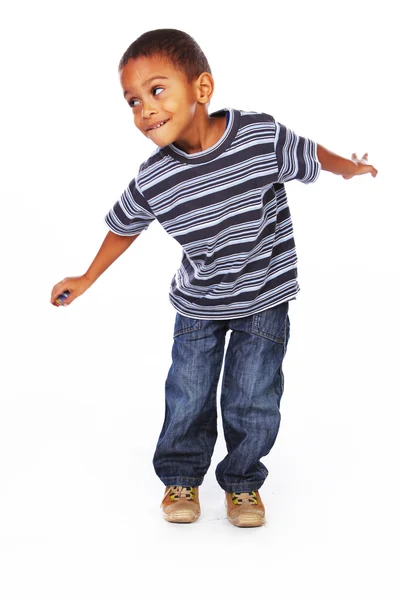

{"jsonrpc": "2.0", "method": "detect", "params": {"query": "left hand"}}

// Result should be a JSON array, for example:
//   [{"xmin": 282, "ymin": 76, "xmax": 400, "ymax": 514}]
[{"xmin": 343, "ymin": 152, "xmax": 378, "ymax": 179}]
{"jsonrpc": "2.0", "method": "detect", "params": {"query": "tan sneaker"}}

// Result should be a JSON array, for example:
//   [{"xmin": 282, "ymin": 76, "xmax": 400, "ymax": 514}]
[
  {"xmin": 161, "ymin": 486, "xmax": 200, "ymax": 523},
  {"xmin": 225, "ymin": 490, "xmax": 265, "ymax": 527}
]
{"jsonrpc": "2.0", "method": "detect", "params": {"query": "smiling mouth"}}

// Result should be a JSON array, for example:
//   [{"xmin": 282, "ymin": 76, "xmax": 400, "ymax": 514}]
[{"xmin": 147, "ymin": 120, "xmax": 169, "ymax": 131}]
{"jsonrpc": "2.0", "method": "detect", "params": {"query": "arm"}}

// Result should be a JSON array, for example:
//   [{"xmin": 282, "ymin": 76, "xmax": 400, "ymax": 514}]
[
  {"xmin": 85, "ymin": 230, "xmax": 139, "ymax": 284},
  {"xmin": 51, "ymin": 174, "xmax": 154, "ymax": 307},
  {"xmin": 50, "ymin": 230, "xmax": 139, "ymax": 306},
  {"xmin": 317, "ymin": 145, "xmax": 378, "ymax": 179}
]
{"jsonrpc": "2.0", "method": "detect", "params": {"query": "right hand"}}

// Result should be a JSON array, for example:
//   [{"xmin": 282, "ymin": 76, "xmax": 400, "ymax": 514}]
[
  {"xmin": 342, "ymin": 152, "xmax": 378, "ymax": 179},
  {"xmin": 50, "ymin": 274, "xmax": 93, "ymax": 307}
]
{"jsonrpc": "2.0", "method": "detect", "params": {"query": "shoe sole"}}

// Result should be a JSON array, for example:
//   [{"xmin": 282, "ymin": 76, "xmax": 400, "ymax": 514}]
[
  {"xmin": 225, "ymin": 500, "xmax": 265, "ymax": 527},
  {"xmin": 163, "ymin": 509, "xmax": 200, "ymax": 523},
  {"xmin": 227, "ymin": 513, "xmax": 265, "ymax": 527}
]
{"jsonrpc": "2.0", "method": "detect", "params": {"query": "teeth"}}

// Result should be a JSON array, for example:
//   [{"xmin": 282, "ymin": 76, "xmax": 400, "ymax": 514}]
[{"xmin": 151, "ymin": 121, "xmax": 166, "ymax": 130}]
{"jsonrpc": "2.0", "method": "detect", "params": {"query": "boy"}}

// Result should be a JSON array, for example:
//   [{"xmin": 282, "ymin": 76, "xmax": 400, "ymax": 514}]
[{"xmin": 50, "ymin": 29, "xmax": 378, "ymax": 527}]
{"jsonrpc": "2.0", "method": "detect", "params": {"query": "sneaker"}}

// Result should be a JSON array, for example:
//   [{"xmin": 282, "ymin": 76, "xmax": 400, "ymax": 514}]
[
  {"xmin": 225, "ymin": 490, "xmax": 265, "ymax": 527},
  {"xmin": 161, "ymin": 486, "xmax": 200, "ymax": 523}
]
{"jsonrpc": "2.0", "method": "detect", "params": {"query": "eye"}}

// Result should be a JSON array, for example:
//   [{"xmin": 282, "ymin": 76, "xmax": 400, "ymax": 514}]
[{"xmin": 129, "ymin": 86, "xmax": 164, "ymax": 108}]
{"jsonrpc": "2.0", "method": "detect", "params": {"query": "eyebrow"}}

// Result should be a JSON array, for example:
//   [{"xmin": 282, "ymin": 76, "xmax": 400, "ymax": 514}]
[{"xmin": 123, "ymin": 76, "xmax": 169, "ymax": 98}]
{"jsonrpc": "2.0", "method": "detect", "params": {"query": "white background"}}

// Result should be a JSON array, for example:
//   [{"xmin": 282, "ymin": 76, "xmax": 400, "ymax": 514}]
[{"xmin": 0, "ymin": 0, "xmax": 399, "ymax": 597}]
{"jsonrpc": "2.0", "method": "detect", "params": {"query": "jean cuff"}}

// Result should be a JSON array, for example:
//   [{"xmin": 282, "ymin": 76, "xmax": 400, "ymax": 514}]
[
  {"xmin": 216, "ymin": 479, "xmax": 265, "ymax": 493},
  {"xmin": 160, "ymin": 476, "xmax": 204, "ymax": 488}
]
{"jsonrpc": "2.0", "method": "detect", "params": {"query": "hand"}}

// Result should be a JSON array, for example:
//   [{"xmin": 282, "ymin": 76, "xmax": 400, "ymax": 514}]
[
  {"xmin": 343, "ymin": 152, "xmax": 378, "ymax": 179},
  {"xmin": 50, "ymin": 274, "xmax": 93, "ymax": 307}
]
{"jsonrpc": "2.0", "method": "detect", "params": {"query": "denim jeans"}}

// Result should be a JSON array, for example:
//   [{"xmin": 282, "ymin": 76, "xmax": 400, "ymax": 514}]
[{"xmin": 153, "ymin": 301, "xmax": 291, "ymax": 492}]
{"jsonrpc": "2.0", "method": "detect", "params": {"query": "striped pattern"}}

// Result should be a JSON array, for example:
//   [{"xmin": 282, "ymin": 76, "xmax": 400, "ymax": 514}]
[{"xmin": 104, "ymin": 108, "xmax": 321, "ymax": 319}]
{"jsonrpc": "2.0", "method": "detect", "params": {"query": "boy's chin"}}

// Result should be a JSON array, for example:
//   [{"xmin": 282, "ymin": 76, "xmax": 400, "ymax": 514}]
[{"xmin": 146, "ymin": 131, "xmax": 172, "ymax": 145}]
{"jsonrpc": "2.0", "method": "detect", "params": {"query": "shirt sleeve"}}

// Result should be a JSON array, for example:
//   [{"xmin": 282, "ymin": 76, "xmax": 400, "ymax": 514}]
[
  {"xmin": 104, "ymin": 177, "xmax": 156, "ymax": 236},
  {"xmin": 274, "ymin": 121, "xmax": 321, "ymax": 184}
]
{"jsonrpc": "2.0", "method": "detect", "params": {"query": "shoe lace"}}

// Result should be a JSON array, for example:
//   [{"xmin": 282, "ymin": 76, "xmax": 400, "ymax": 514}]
[
  {"xmin": 162, "ymin": 486, "xmax": 195, "ymax": 503},
  {"xmin": 232, "ymin": 491, "xmax": 258, "ymax": 505}
]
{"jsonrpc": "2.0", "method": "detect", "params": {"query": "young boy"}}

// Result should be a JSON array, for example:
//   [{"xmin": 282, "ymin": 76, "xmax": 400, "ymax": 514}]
[{"xmin": 50, "ymin": 29, "xmax": 378, "ymax": 527}]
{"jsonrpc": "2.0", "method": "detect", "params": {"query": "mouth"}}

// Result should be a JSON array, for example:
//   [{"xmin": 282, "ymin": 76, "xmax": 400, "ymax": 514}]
[{"xmin": 147, "ymin": 119, "xmax": 169, "ymax": 132}]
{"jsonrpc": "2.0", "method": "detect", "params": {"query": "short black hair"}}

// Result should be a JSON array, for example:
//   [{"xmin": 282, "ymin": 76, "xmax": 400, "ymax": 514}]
[{"xmin": 118, "ymin": 29, "xmax": 212, "ymax": 83}]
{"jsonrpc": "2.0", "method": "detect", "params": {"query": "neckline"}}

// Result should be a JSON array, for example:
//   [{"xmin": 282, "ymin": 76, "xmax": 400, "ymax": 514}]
[{"xmin": 163, "ymin": 107, "xmax": 239, "ymax": 165}]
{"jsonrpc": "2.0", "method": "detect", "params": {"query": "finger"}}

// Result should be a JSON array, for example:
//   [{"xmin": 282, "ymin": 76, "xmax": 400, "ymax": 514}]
[
  {"xmin": 62, "ymin": 293, "xmax": 74, "ymax": 306},
  {"xmin": 361, "ymin": 152, "xmax": 369, "ymax": 163},
  {"xmin": 362, "ymin": 164, "xmax": 378, "ymax": 177},
  {"xmin": 51, "ymin": 295, "xmax": 67, "ymax": 306},
  {"xmin": 51, "ymin": 287, "xmax": 64, "ymax": 304},
  {"xmin": 351, "ymin": 152, "xmax": 357, "ymax": 160},
  {"xmin": 54, "ymin": 295, "xmax": 71, "ymax": 307},
  {"xmin": 51, "ymin": 286, "xmax": 71, "ymax": 305},
  {"xmin": 51, "ymin": 280, "xmax": 66, "ymax": 301},
  {"xmin": 51, "ymin": 289, "xmax": 61, "ymax": 304}
]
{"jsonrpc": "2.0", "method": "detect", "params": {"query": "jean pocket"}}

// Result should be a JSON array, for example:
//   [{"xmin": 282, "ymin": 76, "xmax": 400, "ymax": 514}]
[
  {"xmin": 251, "ymin": 301, "xmax": 289, "ymax": 344},
  {"xmin": 173, "ymin": 312, "xmax": 201, "ymax": 338}
]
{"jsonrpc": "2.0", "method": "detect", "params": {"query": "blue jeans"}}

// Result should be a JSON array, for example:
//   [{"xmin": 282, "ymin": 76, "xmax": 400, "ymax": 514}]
[{"xmin": 153, "ymin": 301, "xmax": 291, "ymax": 492}]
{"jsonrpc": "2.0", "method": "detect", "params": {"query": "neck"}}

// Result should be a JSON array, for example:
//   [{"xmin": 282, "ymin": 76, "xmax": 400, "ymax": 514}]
[{"xmin": 173, "ymin": 110, "xmax": 226, "ymax": 154}]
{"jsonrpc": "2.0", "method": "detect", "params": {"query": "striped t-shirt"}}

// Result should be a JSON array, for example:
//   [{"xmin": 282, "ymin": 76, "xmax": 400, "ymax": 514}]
[{"xmin": 104, "ymin": 107, "xmax": 321, "ymax": 319}]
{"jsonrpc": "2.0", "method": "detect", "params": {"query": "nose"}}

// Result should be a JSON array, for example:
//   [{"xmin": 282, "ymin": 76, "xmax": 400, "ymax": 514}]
[{"xmin": 141, "ymin": 102, "xmax": 157, "ymax": 119}]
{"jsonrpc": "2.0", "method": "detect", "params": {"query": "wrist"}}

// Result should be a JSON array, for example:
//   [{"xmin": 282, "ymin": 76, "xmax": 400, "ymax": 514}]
[
  {"xmin": 84, "ymin": 271, "xmax": 97, "ymax": 284},
  {"xmin": 346, "ymin": 158, "xmax": 359, "ymax": 176},
  {"xmin": 317, "ymin": 144, "xmax": 358, "ymax": 177}
]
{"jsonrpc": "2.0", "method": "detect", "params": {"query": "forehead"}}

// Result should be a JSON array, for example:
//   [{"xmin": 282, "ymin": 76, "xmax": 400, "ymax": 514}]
[{"xmin": 120, "ymin": 55, "xmax": 187, "ymax": 94}]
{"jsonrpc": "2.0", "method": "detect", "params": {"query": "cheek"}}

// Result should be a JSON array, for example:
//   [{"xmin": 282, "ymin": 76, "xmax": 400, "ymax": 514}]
[
  {"xmin": 161, "ymin": 91, "xmax": 185, "ymax": 113},
  {"xmin": 133, "ymin": 112, "xmax": 142, "ymax": 126},
  {"xmin": 160, "ymin": 97, "xmax": 176, "ymax": 112}
]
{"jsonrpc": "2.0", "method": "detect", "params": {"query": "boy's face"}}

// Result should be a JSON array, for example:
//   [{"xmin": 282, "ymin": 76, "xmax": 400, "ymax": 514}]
[{"xmin": 119, "ymin": 54, "xmax": 205, "ymax": 147}]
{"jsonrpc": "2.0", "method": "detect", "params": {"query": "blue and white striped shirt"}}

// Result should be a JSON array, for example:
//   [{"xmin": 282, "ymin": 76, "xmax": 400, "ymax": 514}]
[{"xmin": 104, "ymin": 108, "xmax": 321, "ymax": 319}]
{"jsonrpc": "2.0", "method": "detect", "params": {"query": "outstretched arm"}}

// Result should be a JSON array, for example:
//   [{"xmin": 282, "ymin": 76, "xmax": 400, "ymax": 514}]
[{"xmin": 317, "ymin": 145, "xmax": 378, "ymax": 179}]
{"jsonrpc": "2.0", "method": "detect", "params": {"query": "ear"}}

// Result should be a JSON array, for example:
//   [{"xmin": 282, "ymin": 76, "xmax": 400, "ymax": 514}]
[{"xmin": 194, "ymin": 72, "xmax": 214, "ymax": 105}]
